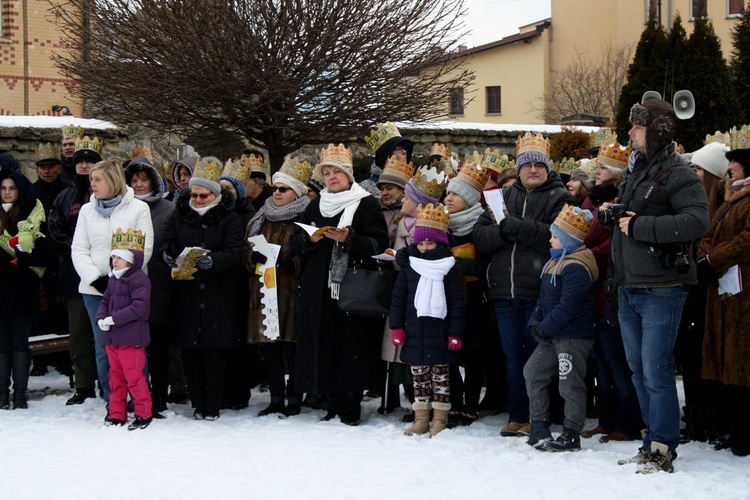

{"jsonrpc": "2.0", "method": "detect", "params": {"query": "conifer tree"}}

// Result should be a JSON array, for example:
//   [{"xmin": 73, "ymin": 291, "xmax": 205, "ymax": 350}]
[{"xmin": 730, "ymin": 1, "xmax": 750, "ymax": 119}]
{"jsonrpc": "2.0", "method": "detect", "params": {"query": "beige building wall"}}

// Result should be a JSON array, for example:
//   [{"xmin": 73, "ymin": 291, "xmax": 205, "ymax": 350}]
[{"xmin": 0, "ymin": 0, "xmax": 83, "ymax": 117}]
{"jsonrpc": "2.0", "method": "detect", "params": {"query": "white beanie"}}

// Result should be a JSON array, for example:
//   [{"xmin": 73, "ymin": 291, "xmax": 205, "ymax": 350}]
[
  {"xmin": 110, "ymin": 249, "xmax": 134, "ymax": 264},
  {"xmin": 272, "ymin": 171, "xmax": 308, "ymax": 197},
  {"xmin": 691, "ymin": 142, "xmax": 730, "ymax": 180}
]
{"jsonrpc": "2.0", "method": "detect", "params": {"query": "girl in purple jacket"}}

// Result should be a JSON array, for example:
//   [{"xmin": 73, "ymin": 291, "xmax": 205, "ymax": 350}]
[{"xmin": 96, "ymin": 230, "xmax": 152, "ymax": 430}]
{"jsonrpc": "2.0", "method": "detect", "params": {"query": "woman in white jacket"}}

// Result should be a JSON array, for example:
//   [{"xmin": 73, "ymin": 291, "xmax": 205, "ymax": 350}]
[{"xmin": 72, "ymin": 160, "xmax": 153, "ymax": 405}]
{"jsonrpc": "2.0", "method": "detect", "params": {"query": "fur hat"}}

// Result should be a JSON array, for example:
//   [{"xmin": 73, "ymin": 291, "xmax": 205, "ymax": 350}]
[
  {"xmin": 691, "ymin": 142, "xmax": 729, "ymax": 180},
  {"xmin": 629, "ymin": 100, "xmax": 677, "ymax": 157}
]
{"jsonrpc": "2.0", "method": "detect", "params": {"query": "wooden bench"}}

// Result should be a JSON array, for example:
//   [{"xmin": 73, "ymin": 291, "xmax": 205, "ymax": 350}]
[{"xmin": 29, "ymin": 333, "xmax": 74, "ymax": 388}]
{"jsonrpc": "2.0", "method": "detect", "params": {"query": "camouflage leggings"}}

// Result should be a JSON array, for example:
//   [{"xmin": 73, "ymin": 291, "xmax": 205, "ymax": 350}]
[{"xmin": 410, "ymin": 364, "xmax": 450, "ymax": 404}]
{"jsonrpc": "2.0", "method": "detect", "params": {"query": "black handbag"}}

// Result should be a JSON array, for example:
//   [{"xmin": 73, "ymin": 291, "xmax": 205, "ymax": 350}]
[{"xmin": 337, "ymin": 262, "xmax": 397, "ymax": 317}]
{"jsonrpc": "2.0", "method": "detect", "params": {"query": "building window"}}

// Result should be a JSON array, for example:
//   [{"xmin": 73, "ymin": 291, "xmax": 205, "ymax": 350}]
[
  {"xmin": 691, "ymin": 0, "xmax": 707, "ymax": 20},
  {"xmin": 486, "ymin": 86, "xmax": 501, "ymax": 114},
  {"xmin": 729, "ymin": 0, "xmax": 744, "ymax": 17},
  {"xmin": 449, "ymin": 88, "xmax": 464, "ymax": 116}
]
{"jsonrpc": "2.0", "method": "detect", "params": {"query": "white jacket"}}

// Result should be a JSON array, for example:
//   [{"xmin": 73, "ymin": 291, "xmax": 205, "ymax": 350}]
[{"xmin": 72, "ymin": 186, "xmax": 154, "ymax": 296}]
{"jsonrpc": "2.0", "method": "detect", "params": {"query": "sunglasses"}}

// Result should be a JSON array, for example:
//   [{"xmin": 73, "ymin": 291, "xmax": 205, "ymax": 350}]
[
  {"xmin": 272, "ymin": 186, "xmax": 291, "ymax": 193},
  {"xmin": 190, "ymin": 192, "xmax": 212, "ymax": 200}
]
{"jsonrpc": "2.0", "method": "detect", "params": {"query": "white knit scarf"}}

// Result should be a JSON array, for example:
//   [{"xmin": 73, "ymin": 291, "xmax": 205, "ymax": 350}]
[
  {"xmin": 318, "ymin": 182, "xmax": 371, "ymax": 298},
  {"xmin": 409, "ymin": 256, "xmax": 455, "ymax": 319}
]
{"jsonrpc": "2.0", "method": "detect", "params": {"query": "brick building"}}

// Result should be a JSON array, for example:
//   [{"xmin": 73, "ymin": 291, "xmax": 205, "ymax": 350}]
[{"xmin": 0, "ymin": 0, "xmax": 82, "ymax": 117}]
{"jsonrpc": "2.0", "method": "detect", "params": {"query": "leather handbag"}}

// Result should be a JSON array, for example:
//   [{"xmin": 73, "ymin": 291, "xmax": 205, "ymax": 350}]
[{"xmin": 337, "ymin": 263, "xmax": 397, "ymax": 317}]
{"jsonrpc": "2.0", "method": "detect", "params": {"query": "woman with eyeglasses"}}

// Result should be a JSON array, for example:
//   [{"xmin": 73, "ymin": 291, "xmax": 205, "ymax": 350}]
[
  {"xmin": 244, "ymin": 157, "xmax": 312, "ymax": 417},
  {"xmin": 161, "ymin": 156, "xmax": 243, "ymax": 421}
]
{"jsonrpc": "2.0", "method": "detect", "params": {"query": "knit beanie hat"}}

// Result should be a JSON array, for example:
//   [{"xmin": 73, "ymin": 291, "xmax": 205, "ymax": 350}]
[
  {"xmin": 551, "ymin": 204, "xmax": 594, "ymax": 249},
  {"xmin": 314, "ymin": 144, "xmax": 355, "ymax": 184},
  {"xmin": 569, "ymin": 168, "xmax": 593, "ymax": 191},
  {"xmin": 690, "ymin": 142, "xmax": 729, "ymax": 180},
  {"xmin": 0, "ymin": 152, "xmax": 20, "ymax": 171},
  {"xmin": 272, "ymin": 156, "xmax": 313, "ymax": 197},
  {"xmin": 413, "ymin": 203, "xmax": 450, "ymax": 246},
  {"xmin": 515, "ymin": 132, "xmax": 551, "ymax": 173},
  {"xmin": 221, "ymin": 157, "xmax": 251, "ymax": 199},
  {"xmin": 446, "ymin": 151, "xmax": 490, "ymax": 207},
  {"xmin": 110, "ymin": 249, "xmax": 134, "ymax": 264},
  {"xmin": 189, "ymin": 156, "xmax": 223, "ymax": 196}
]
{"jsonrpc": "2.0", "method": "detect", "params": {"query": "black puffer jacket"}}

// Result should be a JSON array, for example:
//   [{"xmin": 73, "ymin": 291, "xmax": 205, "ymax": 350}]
[{"xmin": 473, "ymin": 171, "xmax": 573, "ymax": 300}]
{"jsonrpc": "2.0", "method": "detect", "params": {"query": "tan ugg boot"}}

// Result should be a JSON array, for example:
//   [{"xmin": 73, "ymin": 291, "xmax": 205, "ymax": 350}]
[
  {"xmin": 404, "ymin": 402, "xmax": 430, "ymax": 436},
  {"xmin": 430, "ymin": 402, "xmax": 451, "ymax": 437}
]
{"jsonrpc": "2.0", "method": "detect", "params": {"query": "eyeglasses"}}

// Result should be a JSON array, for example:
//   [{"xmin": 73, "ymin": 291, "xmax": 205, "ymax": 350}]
[
  {"xmin": 272, "ymin": 186, "xmax": 291, "ymax": 193},
  {"xmin": 190, "ymin": 192, "xmax": 212, "ymax": 200},
  {"xmin": 520, "ymin": 162, "xmax": 545, "ymax": 171}
]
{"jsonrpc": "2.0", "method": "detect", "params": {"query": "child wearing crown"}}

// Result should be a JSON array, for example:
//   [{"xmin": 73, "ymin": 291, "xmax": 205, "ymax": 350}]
[
  {"xmin": 523, "ymin": 204, "xmax": 598, "ymax": 451},
  {"xmin": 95, "ymin": 229, "xmax": 153, "ymax": 430},
  {"xmin": 389, "ymin": 203, "xmax": 466, "ymax": 437}
]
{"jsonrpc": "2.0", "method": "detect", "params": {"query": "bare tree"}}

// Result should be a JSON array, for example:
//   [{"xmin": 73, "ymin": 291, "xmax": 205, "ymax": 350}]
[
  {"xmin": 530, "ymin": 43, "xmax": 633, "ymax": 124},
  {"xmin": 49, "ymin": 0, "xmax": 473, "ymax": 169}
]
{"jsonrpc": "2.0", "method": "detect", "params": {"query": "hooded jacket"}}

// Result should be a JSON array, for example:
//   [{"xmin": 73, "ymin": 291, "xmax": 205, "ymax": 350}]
[
  {"xmin": 473, "ymin": 170, "xmax": 574, "ymax": 300},
  {"xmin": 96, "ymin": 249, "xmax": 150, "ymax": 347}
]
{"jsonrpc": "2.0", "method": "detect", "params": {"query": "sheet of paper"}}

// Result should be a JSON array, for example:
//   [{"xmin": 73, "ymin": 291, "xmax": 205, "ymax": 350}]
[
  {"xmin": 483, "ymin": 189, "xmax": 506, "ymax": 223},
  {"xmin": 718, "ymin": 264, "xmax": 743, "ymax": 296},
  {"xmin": 294, "ymin": 222, "xmax": 342, "ymax": 237}
]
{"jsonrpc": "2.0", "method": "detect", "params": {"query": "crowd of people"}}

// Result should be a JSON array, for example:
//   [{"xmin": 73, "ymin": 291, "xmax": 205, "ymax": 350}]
[{"xmin": 0, "ymin": 99, "xmax": 749, "ymax": 471}]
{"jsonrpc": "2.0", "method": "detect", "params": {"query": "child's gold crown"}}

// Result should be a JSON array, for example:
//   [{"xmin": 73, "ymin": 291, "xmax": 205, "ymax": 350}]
[
  {"xmin": 430, "ymin": 143, "xmax": 452, "ymax": 160},
  {"xmin": 111, "ymin": 228, "xmax": 145, "ymax": 252},
  {"xmin": 415, "ymin": 203, "xmax": 450, "ymax": 232},
  {"xmin": 553, "ymin": 204, "xmax": 593, "ymax": 241},
  {"xmin": 222, "ymin": 158, "xmax": 250, "ymax": 184},
  {"xmin": 457, "ymin": 151, "xmax": 491, "ymax": 192},
  {"xmin": 516, "ymin": 131, "xmax": 549, "ymax": 157},
  {"xmin": 413, "ymin": 166, "xmax": 448, "ymax": 200},
  {"xmin": 730, "ymin": 125, "xmax": 750, "ymax": 150},
  {"xmin": 194, "ymin": 157, "xmax": 223, "ymax": 182},
  {"xmin": 482, "ymin": 148, "xmax": 514, "ymax": 173},
  {"xmin": 597, "ymin": 142, "xmax": 631, "ymax": 170},
  {"xmin": 62, "ymin": 124, "xmax": 84, "ymax": 140},
  {"xmin": 75, "ymin": 136, "xmax": 103, "ymax": 155},
  {"xmin": 365, "ymin": 122, "xmax": 401, "ymax": 153}
]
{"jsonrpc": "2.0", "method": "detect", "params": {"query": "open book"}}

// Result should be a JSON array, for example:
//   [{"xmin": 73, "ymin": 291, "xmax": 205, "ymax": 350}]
[{"xmin": 171, "ymin": 247, "xmax": 211, "ymax": 280}]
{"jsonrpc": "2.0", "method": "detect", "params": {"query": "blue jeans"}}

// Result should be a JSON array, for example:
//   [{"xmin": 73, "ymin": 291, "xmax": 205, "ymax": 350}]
[
  {"xmin": 618, "ymin": 286, "xmax": 688, "ymax": 453},
  {"xmin": 494, "ymin": 298, "xmax": 537, "ymax": 423},
  {"xmin": 82, "ymin": 294, "xmax": 110, "ymax": 403}
]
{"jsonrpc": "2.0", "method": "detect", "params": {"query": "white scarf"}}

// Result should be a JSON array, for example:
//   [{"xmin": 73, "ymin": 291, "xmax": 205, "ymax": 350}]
[
  {"xmin": 189, "ymin": 194, "xmax": 222, "ymax": 216},
  {"xmin": 409, "ymin": 256, "xmax": 455, "ymax": 319}
]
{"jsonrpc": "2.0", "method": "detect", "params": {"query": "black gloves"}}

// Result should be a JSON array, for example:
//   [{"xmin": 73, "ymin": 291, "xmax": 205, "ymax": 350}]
[
  {"xmin": 528, "ymin": 321, "xmax": 550, "ymax": 343},
  {"xmin": 396, "ymin": 248, "xmax": 410, "ymax": 269},
  {"xmin": 92, "ymin": 275, "xmax": 109, "ymax": 294},
  {"xmin": 195, "ymin": 256, "xmax": 214, "ymax": 270},
  {"xmin": 500, "ymin": 217, "xmax": 522, "ymax": 242},
  {"xmin": 277, "ymin": 259, "xmax": 296, "ymax": 275},
  {"xmin": 696, "ymin": 258, "xmax": 719, "ymax": 286},
  {"xmin": 250, "ymin": 251, "xmax": 268, "ymax": 265},
  {"xmin": 162, "ymin": 251, "xmax": 178, "ymax": 269}
]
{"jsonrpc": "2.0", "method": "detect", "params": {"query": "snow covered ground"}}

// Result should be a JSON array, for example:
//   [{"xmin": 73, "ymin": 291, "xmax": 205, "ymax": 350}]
[{"xmin": 1, "ymin": 371, "xmax": 748, "ymax": 500}]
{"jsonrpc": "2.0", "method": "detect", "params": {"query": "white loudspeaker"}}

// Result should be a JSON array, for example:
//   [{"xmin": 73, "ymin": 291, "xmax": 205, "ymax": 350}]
[
  {"xmin": 673, "ymin": 90, "xmax": 695, "ymax": 120},
  {"xmin": 641, "ymin": 91, "xmax": 662, "ymax": 104}
]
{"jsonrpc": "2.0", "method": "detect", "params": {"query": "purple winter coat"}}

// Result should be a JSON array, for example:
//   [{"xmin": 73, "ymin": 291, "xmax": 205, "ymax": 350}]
[{"xmin": 95, "ymin": 250, "xmax": 151, "ymax": 347}]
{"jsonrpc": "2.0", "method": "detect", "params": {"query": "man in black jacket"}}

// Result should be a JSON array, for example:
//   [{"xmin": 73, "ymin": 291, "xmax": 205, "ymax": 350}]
[
  {"xmin": 610, "ymin": 99, "xmax": 709, "ymax": 473},
  {"xmin": 473, "ymin": 132, "xmax": 573, "ymax": 438}
]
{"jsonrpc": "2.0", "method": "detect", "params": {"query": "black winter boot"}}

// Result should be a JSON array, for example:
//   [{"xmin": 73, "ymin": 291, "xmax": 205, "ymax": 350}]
[
  {"xmin": 527, "ymin": 420, "xmax": 553, "ymax": 449},
  {"xmin": 11, "ymin": 351, "xmax": 30, "ymax": 410},
  {"xmin": 543, "ymin": 428, "xmax": 581, "ymax": 452},
  {"xmin": 0, "ymin": 352, "xmax": 10, "ymax": 410}
]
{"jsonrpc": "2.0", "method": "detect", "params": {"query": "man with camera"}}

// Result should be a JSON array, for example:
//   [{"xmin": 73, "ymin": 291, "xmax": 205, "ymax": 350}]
[{"xmin": 607, "ymin": 99, "xmax": 709, "ymax": 473}]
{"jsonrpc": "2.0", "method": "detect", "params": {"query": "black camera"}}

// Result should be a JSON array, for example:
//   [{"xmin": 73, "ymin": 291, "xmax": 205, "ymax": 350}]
[
  {"xmin": 598, "ymin": 203, "xmax": 628, "ymax": 225},
  {"xmin": 649, "ymin": 243, "xmax": 691, "ymax": 274}
]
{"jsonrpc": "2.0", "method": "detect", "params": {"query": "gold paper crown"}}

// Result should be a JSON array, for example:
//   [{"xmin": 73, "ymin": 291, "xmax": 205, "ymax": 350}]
[
  {"xmin": 132, "ymin": 146, "xmax": 153, "ymax": 164},
  {"xmin": 279, "ymin": 156, "xmax": 313, "ymax": 186},
  {"xmin": 415, "ymin": 203, "xmax": 450, "ymax": 232},
  {"xmin": 579, "ymin": 159, "xmax": 597, "ymax": 179},
  {"xmin": 557, "ymin": 157, "xmax": 579, "ymax": 177},
  {"xmin": 704, "ymin": 131, "xmax": 731, "ymax": 147},
  {"xmin": 61, "ymin": 124, "xmax": 84, "ymax": 140},
  {"xmin": 457, "ymin": 151, "xmax": 491, "ymax": 192},
  {"xmin": 222, "ymin": 158, "xmax": 251, "ymax": 185},
  {"xmin": 553, "ymin": 204, "xmax": 593, "ymax": 241},
  {"xmin": 75, "ymin": 136, "xmax": 103, "ymax": 155},
  {"xmin": 730, "ymin": 125, "xmax": 750, "ymax": 150},
  {"xmin": 319, "ymin": 143, "xmax": 353, "ymax": 166},
  {"xmin": 481, "ymin": 148, "xmax": 514, "ymax": 173},
  {"xmin": 597, "ymin": 142, "xmax": 631, "ymax": 170},
  {"xmin": 194, "ymin": 157, "xmax": 223, "ymax": 183},
  {"xmin": 239, "ymin": 153, "xmax": 265, "ymax": 173},
  {"xmin": 516, "ymin": 131, "xmax": 549, "ymax": 157},
  {"xmin": 365, "ymin": 122, "xmax": 401, "ymax": 153},
  {"xmin": 380, "ymin": 155, "xmax": 415, "ymax": 185},
  {"xmin": 111, "ymin": 228, "xmax": 145, "ymax": 252},
  {"xmin": 35, "ymin": 142, "xmax": 59, "ymax": 162},
  {"xmin": 412, "ymin": 166, "xmax": 448, "ymax": 200},
  {"xmin": 430, "ymin": 143, "xmax": 452, "ymax": 160},
  {"xmin": 429, "ymin": 156, "xmax": 455, "ymax": 178},
  {"xmin": 589, "ymin": 129, "xmax": 617, "ymax": 150}
]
